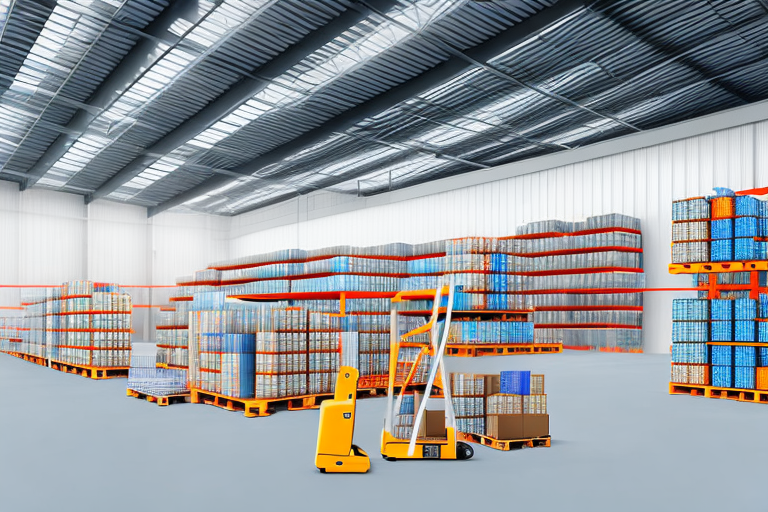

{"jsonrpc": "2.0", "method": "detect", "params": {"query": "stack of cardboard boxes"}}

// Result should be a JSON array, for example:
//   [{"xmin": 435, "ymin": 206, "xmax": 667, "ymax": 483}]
[{"xmin": 451, "ymin": 371, "xmax": 549, "ymax": 440}]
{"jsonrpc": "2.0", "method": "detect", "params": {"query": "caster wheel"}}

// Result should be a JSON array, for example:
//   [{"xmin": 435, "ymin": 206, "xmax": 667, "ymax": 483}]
[
  {"xmin": 319, "ymin": 468, "xmax": 326, "ymax": 473},
  {"xmin": 383, "ymin": 456, "xmax": 397, "ymax": 461},
  {"xmin": 456, "ymin": 442, "xmax": 474, "ymax": 460}
]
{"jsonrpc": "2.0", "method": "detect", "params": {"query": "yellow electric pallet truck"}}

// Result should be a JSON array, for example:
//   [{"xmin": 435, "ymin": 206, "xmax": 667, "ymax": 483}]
[
  {"xmin": 315, "ymin": 366, "xmax": 370, "ymax": 473},
  {"xmin": 381, "ymin": 276, "xmax": 474, "ymax": 461}
]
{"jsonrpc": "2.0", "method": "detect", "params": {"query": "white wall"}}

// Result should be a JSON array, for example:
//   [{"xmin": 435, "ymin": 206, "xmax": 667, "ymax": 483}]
[
  {"xmin": 2, "ymin": 103, "xmax": 768, "ymax": 352},
  {"xmin": 0, "ymin": 182, "xmax": 230, "ymax": 339},
  {"xmin": 230, "ymin": 115, "xmax": 768, "ymax": 354}
]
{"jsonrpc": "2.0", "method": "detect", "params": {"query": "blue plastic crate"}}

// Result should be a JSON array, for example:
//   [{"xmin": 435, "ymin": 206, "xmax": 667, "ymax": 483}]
[
  {"xmin": 735, "ymin": 237, "xmax": 756, "ymax": 261},
  {"xmin": 736, "ymin": 196, "xmax": 759, "ymax": 217},
  {"xmin": 710, "ymin": 219, "xmax": 733, "ymax": 239},
  {"xmin": 712, "ymin": 365, "xmax": 733, "ymax": 388},
  {"xmin": 735, "ymin": 320, "xmax": 756, "ymax": 342},
  {"xmin": 711, "ymin": 345, "xmax": 733, "ymax": 366},
  {"xmin": 735, "ymin": 345, "xmax": 757, "ymax": 366},
  {"xmin": 760, "ymin": 200, "xmax": 768, "ymax": 218},
  {"xmin": 672, "ymin": 321, "xmax": 709, "ymax": 342},
  {"xmin": 759, "ymin": 218, "xmax": 768, "ymax": 237},
  {"xmin": 734, "ymin": 299, "xmax": 757, "ymax": 320},
  {"xmin": 672, "ymin": 299, "xmax": 709, "ymax": 321},
  {"xmin": 671, "ymin": 343, "xmax": 709, "ymax": 364},
  {"xmin": 758, "ymin": 347, "xmax": 768, "ymax": 366},
  {"xmin": 711, "ymin": 239, "xmax": 733, "ymax": 262},
  {"xmin": 760, "ymin": 294, "xmax": 768, "ymax": 318},
  {"xmin": 760, "ymin": 322, "xmax": 768, "ymax": 343},
  {"xmin": 711, "ymin": 299, "xmax": 733, "ymax": 321},
  {"xmin": 758, "ymin": 242, "xmax": 768, "ymax": 260},
  {"xmin": 711, "ymin": 321, "xmax": 733, "ymax": 342},
  {"xmin": 734, "ymin": 366, "xmax": 755, "ymax": 389},
  {"xmin": 735, "ymin": 216, "xmax": 758, "ymax": 237},
  {"xmin": 500, "ymin": 371, "xmax": 530, "ymax": 395}
]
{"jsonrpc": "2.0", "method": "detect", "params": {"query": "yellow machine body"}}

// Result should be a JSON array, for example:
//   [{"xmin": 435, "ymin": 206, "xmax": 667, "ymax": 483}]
[
  {"xmin": 315, "ymin": 366, "xmax": 370, "ymax": 473},
  {"xmin": 380, "ymin": 427, "xmax": 458, "ymax": 460}
]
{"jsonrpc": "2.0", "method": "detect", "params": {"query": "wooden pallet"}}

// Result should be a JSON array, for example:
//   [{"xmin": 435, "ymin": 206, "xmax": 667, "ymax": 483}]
[
  {"xmin": 446, "ymin": 343, "xmax": 562, "ymax": 357},
  {"xmin": 669, "ymin": 382, "xmax": 768, "ymax": 403},
  {"xmin": 190, "ymin": 387, "xmax": 383, "ymax": 417},
  {"xmin": 457, "ymin": 431, "xmax": 551, "ymax": 451},
  {"xmin": 126, "ymin": 388, "xmax": 190, "ymax": 406},
  {"xmin": 1, "ymin": 351, "xmax": 47, "ymax": 367},
  {"xmin": 50, "ymin": 360, "xmax": 129, "ymax": 380}
]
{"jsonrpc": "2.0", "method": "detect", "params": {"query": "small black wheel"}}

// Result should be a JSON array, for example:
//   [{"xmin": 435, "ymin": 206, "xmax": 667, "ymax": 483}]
[
  {"xmin": 456, "ymin": 442, "xmax": 474, "ymax": 460},
  {"xmin": 383, "ymin": 456, "xmax": 397, "ymax": 461},
  {"xmin": 319, "ymin": 468, "xmax": 326, "ymax": 473}
]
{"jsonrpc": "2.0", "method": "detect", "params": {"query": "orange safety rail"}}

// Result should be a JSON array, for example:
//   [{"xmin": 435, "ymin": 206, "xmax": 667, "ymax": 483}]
[
  {"xmin": 217, "ymin": 271, "xmax": 410, "ymax": 287},
  {"xmin": 49, "ymin": 329, "xmax": 133, "ymax": 333},
  {"xmin": 535, "ymin": 323, "xmax": 642, "ymax": 329},
  {"xmin": 507, "ymin": 246, "xmax": 643, "ymax": 258},
  {"xmin": 232, "ymin": 291, "xmax": 399, "ymax": 302},
  {"xmin": 56, "ymin": 345, "xmax": 132, "ymax": 350},
  {"xmin": 169, "ymin": 296, "xmax": 193, "ymax": 302},
  {"xmin": 175, "ymin": 280, "xmax": 222, "ymax": 287},
  {"xmin": 54, "ymin": 310, "xmax": 130, "ymax": 316},
  {"xmin": 392, "ymin": 286, "xmax": 449, "ymax": 303},
  {"xmin": 208, "ymin": 252, "xmax": 447, "ymax": 271},
  {"xmin": 535, "ymin": 305, "xmax": 643, "ymax": 311},
  {"xmin": 155, "ymin": 325, "xmax": 189, "ymax": 330},
  {"xmin": 736, "ymin": 186, "xmax": 768, "ymax": 196}
]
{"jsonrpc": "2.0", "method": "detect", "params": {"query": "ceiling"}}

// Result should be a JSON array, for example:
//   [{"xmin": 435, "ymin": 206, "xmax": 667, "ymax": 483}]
[{"xmin": 0, "ymin": 0, "xmax": 766, "ymax": 217}]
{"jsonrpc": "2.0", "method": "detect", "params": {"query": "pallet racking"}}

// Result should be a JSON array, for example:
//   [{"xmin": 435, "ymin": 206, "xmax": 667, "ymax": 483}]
[
  {"xmin": 669, "ymin": 187, "xmax": 768, "ymax": 402},
  {"xmin": 0, "ymin": 281, "xmax": 133, "ymax": 379}
]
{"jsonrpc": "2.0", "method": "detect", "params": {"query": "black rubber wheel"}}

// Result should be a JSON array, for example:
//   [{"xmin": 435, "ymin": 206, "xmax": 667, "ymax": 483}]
[
  {"xmin": 456, "ymin": 442, "xmax": 474, "ymax": 460},
  {"xmin": 383, "ymin": 456, "xmax": 397, "ymax": 461},
  {"xmin": 319, "ymin": 468, "xmax": 326, "ymax": 473}
]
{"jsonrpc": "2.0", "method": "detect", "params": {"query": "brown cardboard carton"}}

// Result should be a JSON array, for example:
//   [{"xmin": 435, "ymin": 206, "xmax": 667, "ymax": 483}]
[
  {"xmin": 523, "ymin": 414, "xmax": 549, "ymax": 438},
  {"xmin": 484, "ymin": 375, "xmax": 500, "ymax": 396},
  {"xmin": 424, "ymin": 410, "xmax": 446, "ymax": 438},
  {"xmin": 486, "ymin": 414, "xmax": 524, "ymax": 440}
]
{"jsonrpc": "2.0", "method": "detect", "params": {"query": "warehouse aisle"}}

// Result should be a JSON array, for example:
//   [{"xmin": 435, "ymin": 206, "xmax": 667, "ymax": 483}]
[{"xmin": 1, "ymin": 351, "xmax": 766, "ymax": 512}]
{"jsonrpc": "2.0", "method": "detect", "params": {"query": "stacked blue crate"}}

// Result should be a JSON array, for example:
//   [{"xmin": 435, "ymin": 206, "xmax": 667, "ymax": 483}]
[
  {"xmin": 760, "ymin": 322, "xmax": 768, "ymax": 343},
  {"xmin": 735, "ymin": 366, "xmax": 755, "ymax": 389},
  {"xmin": 500, "ymin": 371, "xmax": 530, "ymax": 395},
  {"xmin": 671, "ymin": 343, "xmax": 708, "ymax": 364},
  {"xmin": 735, "ymin": 196, "xmax": 759, "ymax": 217},
  {"xmin": 759, "ymin": 347, "xmax": 768, "ymax": 366},
  {"xmin": 711, "ymin": 321, "xmax": 732, "ymax": 342},
  {"xmin": 711, "ymin": 345, "xmax": 733, "ymax": 366},
  {"xmin": 711, "ymin": 240, "xmax": 733, "ymax": 262},
  {"xmin": 710, "ymin": 219, "xmax": 733, "ymax": 239},
  {"xmin": 712, "ymin": 365, "xmax": 733, "ymax": 388}
]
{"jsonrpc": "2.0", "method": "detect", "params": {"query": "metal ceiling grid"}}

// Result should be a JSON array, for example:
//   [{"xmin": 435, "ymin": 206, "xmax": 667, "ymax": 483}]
[{"xmin": 0, "ymin": 0, "xmax": 766, "ymax": 217}]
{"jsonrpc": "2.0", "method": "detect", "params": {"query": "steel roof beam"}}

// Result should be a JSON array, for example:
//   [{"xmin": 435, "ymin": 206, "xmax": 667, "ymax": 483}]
[
  {"xmin": 20, "ymin": 0, "xmax": 199, "ymax": 190},
  {"xmin": 147, "ymin": 0, "xmax": 587, "ymax": 217},
  {"xmin": 88, "ymin": 0, "xmax": 401, "ymax": 204}
]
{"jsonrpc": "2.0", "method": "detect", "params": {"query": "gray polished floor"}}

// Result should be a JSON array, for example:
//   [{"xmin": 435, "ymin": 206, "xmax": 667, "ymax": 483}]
[{"xmin": 1, "ymin": 350, "xmax": 766, "ymax": 512}]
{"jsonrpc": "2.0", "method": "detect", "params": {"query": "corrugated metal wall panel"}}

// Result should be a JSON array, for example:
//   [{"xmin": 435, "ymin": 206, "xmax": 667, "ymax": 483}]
[{"xmin": 228, "ymin": 121, "xmax": 766, "ymax": 353}]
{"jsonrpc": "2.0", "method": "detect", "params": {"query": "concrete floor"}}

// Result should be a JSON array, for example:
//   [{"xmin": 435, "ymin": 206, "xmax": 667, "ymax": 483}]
[{"xmin": 1, "ymin": 351, "xmax": 767, "ymax": 512}]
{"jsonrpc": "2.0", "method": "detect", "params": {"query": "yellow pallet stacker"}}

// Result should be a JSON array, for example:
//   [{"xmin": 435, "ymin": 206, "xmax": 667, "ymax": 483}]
[
  {"xmin": 315, "ymin": 366, "xmax": 370, "ymax": 473},
  {"xmin": 381, "ymin": 276, "xmax": 474, "ymax": 461}
]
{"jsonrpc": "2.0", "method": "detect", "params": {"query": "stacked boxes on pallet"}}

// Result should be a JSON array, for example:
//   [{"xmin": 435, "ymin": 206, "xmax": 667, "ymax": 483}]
[
  {"xmin": 672, "ymin": 189, "xmax": 768, "ymax": 264},
  {"xmin": 0, "ymin": 317, "xmax": 26, "ymax": 355},
  {"xmin": 451, "ymin": 371, "xmax": 549, "ymax": 440},
  {"xmin": 670, "ymin": 190, "xmax": 768, "ymax": 398}
]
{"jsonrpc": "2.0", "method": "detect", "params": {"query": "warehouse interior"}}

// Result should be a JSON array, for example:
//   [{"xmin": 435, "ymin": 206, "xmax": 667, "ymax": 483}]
[{"xmin": 1, "ymin": 1, "xmax": 768, "ymax": 511}]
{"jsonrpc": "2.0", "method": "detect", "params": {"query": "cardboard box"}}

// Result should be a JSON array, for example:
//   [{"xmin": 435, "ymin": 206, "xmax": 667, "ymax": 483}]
[
  {"xmin": 486, "ymin": 414, "xmax": 524, "ymax": 440},
  {"xmin": 414, "ymin": 392, "xmax": 447, "ymax": 439},
  {"xmin": 424, "ymin": 410, "xmax": 446, "ymax": 438},
  {"xmin": 484, "ymin": 375, "xmax": 500, "ymax": 396},
  {"xmin": 523, "ymin": 414, "xmax": 549, "ymax": 438}
]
